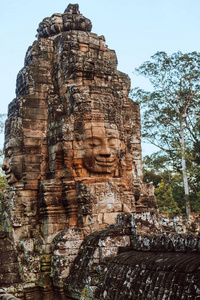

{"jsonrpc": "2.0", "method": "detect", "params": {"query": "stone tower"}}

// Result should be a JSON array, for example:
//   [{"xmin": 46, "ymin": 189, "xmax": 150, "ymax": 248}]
[
  {"xmin": 2, "ymin": 3, "xmax": 156, "ymax": 246},
  {"xmin": 1, "ymin": 4, "xmax": 199, "ymax": 300}
]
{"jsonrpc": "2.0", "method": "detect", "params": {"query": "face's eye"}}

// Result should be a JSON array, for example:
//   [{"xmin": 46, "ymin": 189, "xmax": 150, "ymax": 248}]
[
  {"xmin": 89, "ymin": 143, "xmax": 96, "ymax": 148},
  {"xmin": 89, "ymin": 141, "xmax": 101, "ymax": 148},
  {"xmin": 86, "ymin": 138, "xmax": 101, "ymax": 148},
  {"xmin": 108, "ymin": 138, "xmax": 118, "ymax": 147}
]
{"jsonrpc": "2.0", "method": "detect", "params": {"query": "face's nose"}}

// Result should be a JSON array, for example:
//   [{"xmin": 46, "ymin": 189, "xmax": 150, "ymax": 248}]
[
  {"xmin": 2, "ymin": 158, "xmax": 9, "ymax": 172},
  {"xmin": 99, "ymin": 142, "xmax": 111, "ymax": 157}
]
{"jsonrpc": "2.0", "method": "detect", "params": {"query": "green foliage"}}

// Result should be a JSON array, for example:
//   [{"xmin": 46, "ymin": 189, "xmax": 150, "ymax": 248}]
[
  {"xmin": 143, "ymin": 152, "xmax": 200, "ymax": 214},
  {"xmin": 155, "ymin": 179, "xmax": 181, "ymax": 216},
  {"xmin": 143, "ymin": 152, "xmax": 183, "ymax": 214},
  {"xmin": 0, "ymin": 172, "xmax": 7, "ymax": 196},
  {"xmin": 0, "ymin": 171, "xmax": 7, "ymax": 231},
  {"xmin": 143, "ymin": 169, "xmax": 162, "ymax": 188}
]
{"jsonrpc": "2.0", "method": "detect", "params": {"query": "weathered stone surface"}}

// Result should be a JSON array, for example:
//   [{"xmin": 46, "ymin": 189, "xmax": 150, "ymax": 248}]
[
  {"xmin": 95, "ymin": 251, "xmax": 200, "ymax": 300},
  {"xmin": 1, "ymin": 3, "xmax": 199, "ymax": 300},
  {"xmin": 64, "ymin": 227, "xmax": 200, "ymax": 299},
  {"xmin": 0, "ymin": 233, "xmax": 21, "ymax": 290},
  {"xmin": 37, "ymin": 4, "xmax": 92, "ymax": 38}
]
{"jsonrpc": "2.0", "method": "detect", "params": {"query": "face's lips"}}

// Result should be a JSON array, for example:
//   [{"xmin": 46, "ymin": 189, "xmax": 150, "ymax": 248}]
[
  {"xmin": 6, "ymin": 173, "xmax": 11, "ymax": 180},
  {"xmin": 96, "ymin": 158, "xmax": 117, "ymax": 167},
  {"xmin": 96, "ymin": 158, "xmax": 116, "ymax": 163}
]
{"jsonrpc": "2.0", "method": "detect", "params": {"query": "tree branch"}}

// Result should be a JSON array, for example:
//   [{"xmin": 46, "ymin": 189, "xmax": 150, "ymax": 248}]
[{"xmin": 161, "ymin": 80, "xmax": 180, "ymax": 114}]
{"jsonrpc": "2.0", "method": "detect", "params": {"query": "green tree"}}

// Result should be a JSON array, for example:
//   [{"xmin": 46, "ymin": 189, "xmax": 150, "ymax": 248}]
[
  {"xmin": 143, "ymin": 152, "xmax": 185, "ymax": 213},
  {"xmin": 143, "ymin": 152, "xmax": 171, "ymax": 187},
  {"xmin": 155, "ymin": 179, "xmax": 181, "ymax": 216},
  {"xmin": 131, "ymin": 51, "xmax": 200, "ymax": 215},
  {"xmin": 143, "ymin": 151, "xmax": 200, "ymax": 213}
]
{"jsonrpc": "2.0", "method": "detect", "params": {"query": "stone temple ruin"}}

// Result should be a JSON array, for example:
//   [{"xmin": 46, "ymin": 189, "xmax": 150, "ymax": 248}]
[{"xmin": 0, "ymin": 4, "xmax": 200, "ymax": 300}]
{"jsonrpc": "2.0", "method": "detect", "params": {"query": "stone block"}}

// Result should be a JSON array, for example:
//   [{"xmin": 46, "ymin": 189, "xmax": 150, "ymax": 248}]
[
  {"xmin": 102, "ymin": 246, "xmax": 118, "ymax": 258},
  {"xmin": 103, "ymin": 213, "xmax": 119, "ymax": 224}
]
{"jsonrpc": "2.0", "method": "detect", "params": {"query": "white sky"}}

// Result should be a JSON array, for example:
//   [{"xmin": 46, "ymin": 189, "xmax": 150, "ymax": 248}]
[{"xmin": 1, "ymin": 0, "xmax": 200, "ymax": 155}]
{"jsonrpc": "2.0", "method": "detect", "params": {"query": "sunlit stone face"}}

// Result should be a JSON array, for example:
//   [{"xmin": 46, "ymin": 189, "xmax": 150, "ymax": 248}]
[
  {"xmin": 82, "ymin": 122, "xmax": 120, "ymax": 174},
  {"xmin": 2, "ymin": 139, "xmax": 23, "ymax": 185}
]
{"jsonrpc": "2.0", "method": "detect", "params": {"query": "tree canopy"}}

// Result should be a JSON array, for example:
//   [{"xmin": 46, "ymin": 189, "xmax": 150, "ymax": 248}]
[
  {"xmin": 143, "ymin": 151, "xmax": 200, "ymax": 214},
  {"xmin": 131, "ymin": 51, "xmax": 200, "ymax": 215}
]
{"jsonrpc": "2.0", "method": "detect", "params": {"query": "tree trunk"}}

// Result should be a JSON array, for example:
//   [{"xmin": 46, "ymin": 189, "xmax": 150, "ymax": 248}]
[{"xmin": 180, "ymin": 120, "xmax": 191, "ymax": 216}]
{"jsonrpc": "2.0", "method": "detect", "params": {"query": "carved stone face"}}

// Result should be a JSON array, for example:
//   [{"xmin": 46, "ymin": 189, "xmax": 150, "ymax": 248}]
[
  {"xmin": 82, "ymin": 122, "xmax": 120, "ymax": 174},
  {"xmin": 2, "ymin": 139, "xmax": 23, "ymax": 185}
]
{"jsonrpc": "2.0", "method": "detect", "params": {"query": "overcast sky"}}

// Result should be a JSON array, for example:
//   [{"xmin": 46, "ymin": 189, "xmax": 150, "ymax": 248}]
[{"xmin": 1, "ymin": 0, "xmax": 200, "ymax": 154}]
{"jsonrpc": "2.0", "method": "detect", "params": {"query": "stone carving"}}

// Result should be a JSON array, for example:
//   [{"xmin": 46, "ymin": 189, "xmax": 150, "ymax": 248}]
[
  {"xmin": 2, "ymin": 4, "xmax": 197, "ymax": 300},
  {"xmin": 80, "ymin": 121, "xmax": 120, "ymax": 174},
  {"xmin": 37, "ymin": 4, "xmax": 92, "ymax": 38}
]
